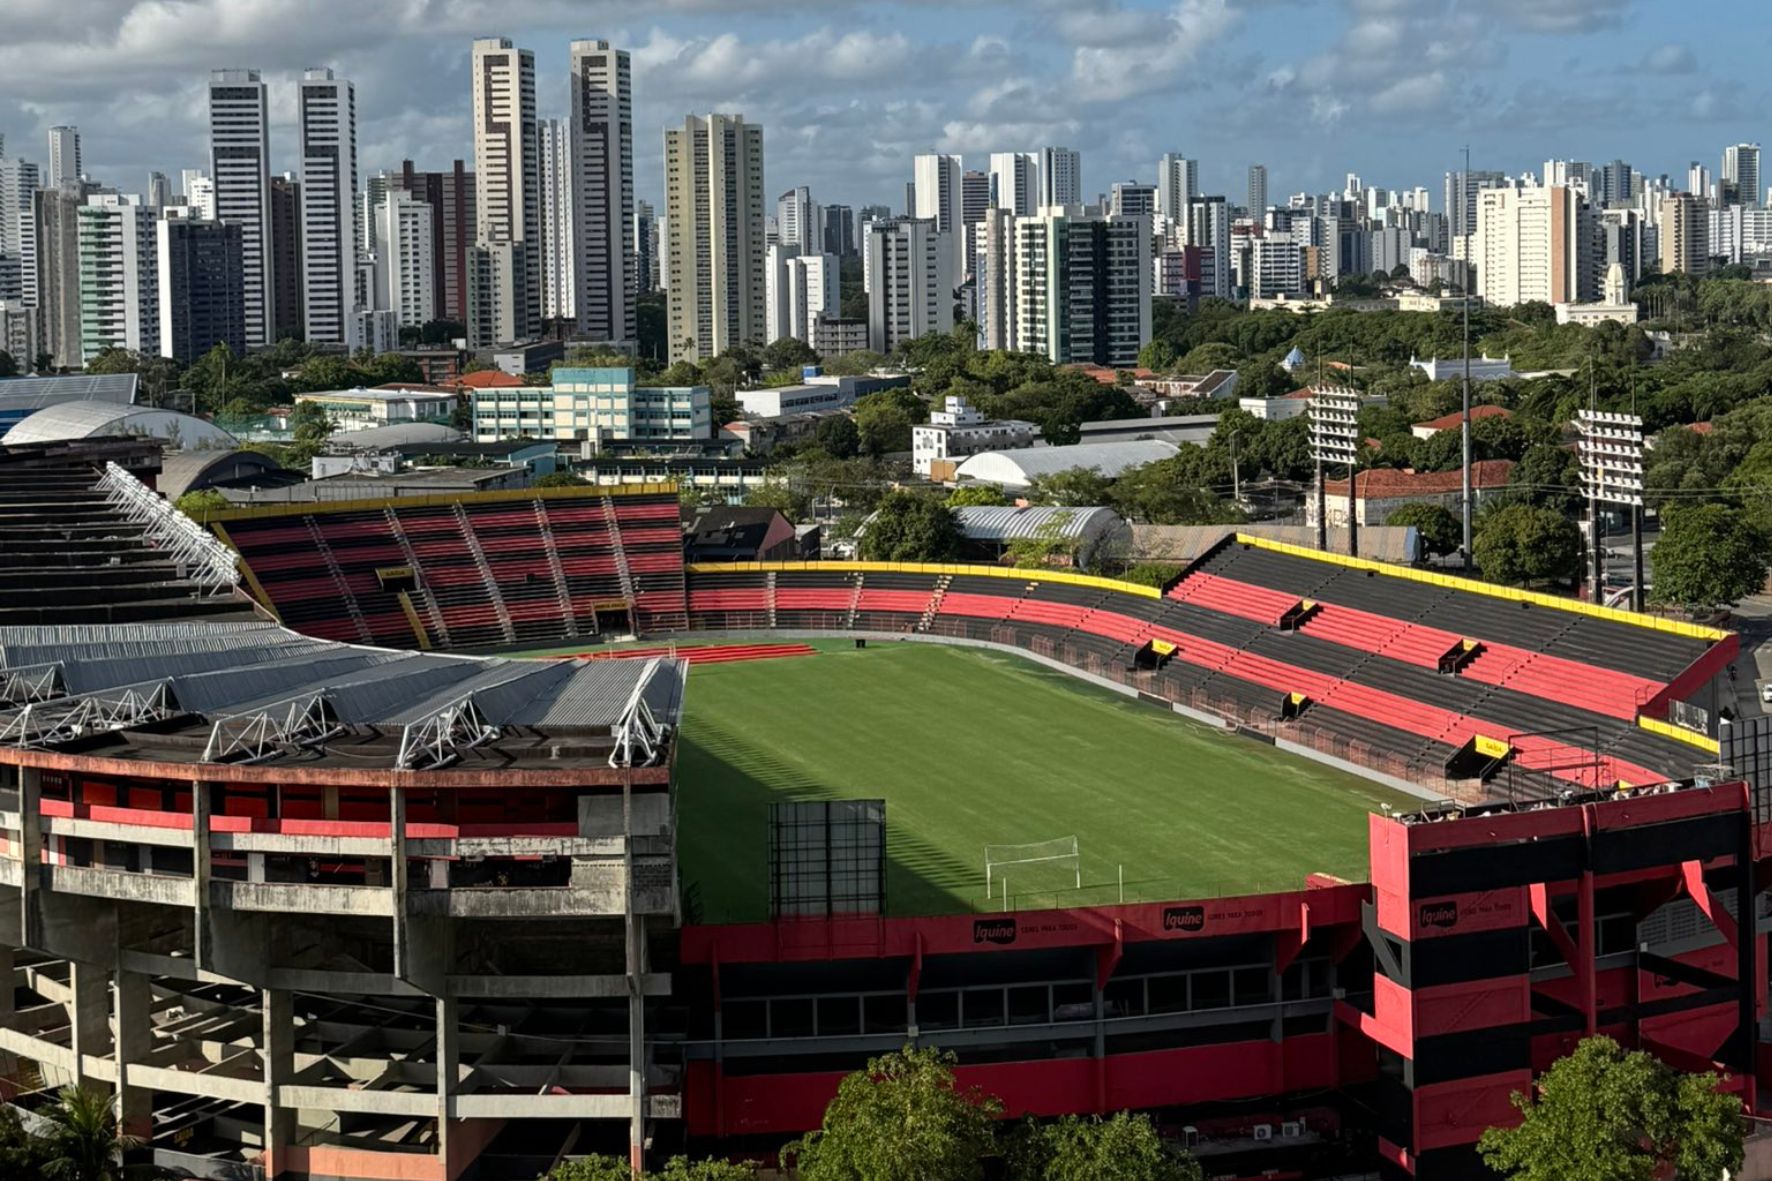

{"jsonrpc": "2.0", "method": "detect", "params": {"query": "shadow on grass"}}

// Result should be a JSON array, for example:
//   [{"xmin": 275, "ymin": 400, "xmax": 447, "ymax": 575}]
[{"xmin": 677, "ymin": 715, "xmax": 978, "ymax": 923}]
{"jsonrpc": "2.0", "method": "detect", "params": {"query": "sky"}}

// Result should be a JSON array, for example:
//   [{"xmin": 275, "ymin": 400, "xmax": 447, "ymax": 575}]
[{"xmin": 2, "ymin": 0, "xmax": 1768, "ymax": 213}]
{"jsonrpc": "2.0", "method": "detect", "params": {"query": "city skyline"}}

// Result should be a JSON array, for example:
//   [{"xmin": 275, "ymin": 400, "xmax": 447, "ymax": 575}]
[{"xmin": 4, "ymin": 1, "xmax": 1771, "ymax": 212}]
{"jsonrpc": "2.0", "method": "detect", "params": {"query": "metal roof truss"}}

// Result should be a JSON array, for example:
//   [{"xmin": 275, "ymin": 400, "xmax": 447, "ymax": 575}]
[
  {"xmin": 0, "ymin": 680, "xmax": 176, "ymax": 748},
  {"xmin": 202, "ymin": 693, "xmax": 343, "ymax": 764}
]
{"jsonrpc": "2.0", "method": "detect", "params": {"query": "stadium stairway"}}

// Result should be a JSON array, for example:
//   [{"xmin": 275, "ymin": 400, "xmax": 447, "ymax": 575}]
[{"xmin": 0, "ymin": 459, "xmax": 255, "ymax": 627}]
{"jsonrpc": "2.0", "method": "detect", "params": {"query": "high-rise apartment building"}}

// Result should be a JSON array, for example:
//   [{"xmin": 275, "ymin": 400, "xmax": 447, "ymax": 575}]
[
  {"xmin": 820, "ymin": 204, "xmax": 855, "ymax": 257},
  {"xmin": 1012, "ymin": 210, "xmax": 1150, "ymax": 367},
  {"xmin": 961, "ymin": 169, "xmax": 991, "ymax": 283},
  {"xmin": 1247, "ymin": 164, "xmax": 1268, "ymax": 216},
  {"xmin": 1474, "ymin": 185, "xmax": 1585, "ymax": 306},
  {"xmin": 864, "ymin": 217, "xmax": 953, "ymax": 354},
  {"xmin": 1248, "ymin": 233, "xmax": 1303, "ymax": 299},
  {"xmin": 664, "ymin": 113, "xmax": 765, "ymax": 362},
  {"xmin": 32, "ymin": 187, "xmax": 83, "ymax": 368},
  {"xmin": 913, "ymin": 153, "xmax": 965, "ymax": 284},
  {"xmin": 974, "ymin": 209, "xmax": 1016, "ymax": 351},
  {"xmin": 1723, "ymin": 143, "xmax": 1761, "ymax": 208},
  {"xmin": 0, "ymin": 154, "xmax": 40, "ymax": 305},
  {"xmin": 390, "ymin": 160, "xmax": 475, "ymax": 325},
  {"xmin": 375, "ymin": 191, "xmax": 436, "ymax": 330},
  {"xmin": 156, "ymin": 209, "xmax": 245, "ymax": 363},
  {"xmin": 765, "ymin": 244, "xmax": 837, "ymax": 347},
  {"xmin": 47, "ymin": 126, "xmax": 80, "ymax": 188},
  {"xmin": 146, "ymin": 172, "xmax": 173, "ymax": 208},
  {"xmin": 1039, "ymin": 147, "xmax": 1082, "ymax": 209},
  {"xmin": 776, "ymin": 186, "xmax": 818, "ymax": 251},
  {"xmin": 77, "ymin": 194, "xmax": 159, "ymax": 363},
  {"xmin": 209, "ymin": 69, "xmax": 274, "ymax": 347},
  {"xmin": 633, "ymin": 200, "xmax": 658, "ymax": 294},
  {"xmin": 1660, "ymin": 192, "xmax": 1709, "ymax": 276},
  {"xmin": 1110, "ymin": 183, "xmax": 1157, "ymax": 218},
  {"xmin": 357, "ymin": 172, "xmax": 390, "ymax": 256},
  {"xmin": 268, "ymin": 173, "xmax": 303, "ymax": 343},
  {"xmin": 1157, "ymin": 154, "xmax": 1198, "ymax": 221},
  {"xmin": 298, "ymin": 68, "xmax": 359, "ymax": 347},
  {"xmin": 537, "ymin": 118, "xmax": 575, "ymax": 321},
  {"xmin": 1185, "ymin": 196, "xmax": 1231, "ymax": 299},
  {"xmin": 1443, "ymin": 169, "xmax": 1507, "ymax": 242},
  {"xmin": 989, "ymin": 153, "xmax": 1038, "ymax": 217},
  {"xmin": 569, "ymin": 40, "xmax": 635, "ymax": 345},
  {"xmin": 471, "ymin": 37, "xmax": 540, "ymax": 339},
  {"xmin": 1596, "ymin": 159, "xmax": 1633, "ymax": 207}
]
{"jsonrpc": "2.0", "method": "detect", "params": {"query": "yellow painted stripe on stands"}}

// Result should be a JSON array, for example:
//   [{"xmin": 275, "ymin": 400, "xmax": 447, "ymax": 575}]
[
  {"xmin": 687, "ymin": 560, "xmax": 1165, "ymax": 599},
  {"xmin": 1232, "ymin": 533, "xmax": 1730, "ymax": 643},
  {"xmin": 207, "ymin": 522, "xmax": 281, "ymax": 622},
  {"xmin": 206, "ymin": 482, "xmax": 680, "ymax": 523},
  {"xmin": 396, "ymin": 591, "xmax": 432, "ymax": 651},
  {"xmin": 1636, "ymin": 713, "xmax": 1720, "ymax": 754}
]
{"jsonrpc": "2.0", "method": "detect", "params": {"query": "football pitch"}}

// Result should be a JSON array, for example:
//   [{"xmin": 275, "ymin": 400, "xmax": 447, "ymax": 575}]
[{"xmin": 659, "ymin": 640, "xmax": 1422, "ymax": 923}]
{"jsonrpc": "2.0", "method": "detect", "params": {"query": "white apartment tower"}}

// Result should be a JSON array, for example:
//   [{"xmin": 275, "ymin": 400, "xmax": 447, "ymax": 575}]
[
  {"xmin": 376, "ymin": 190, "xmax": 436, "ymax": 330},
  {"xmin": 471, "ymin": 38, "xmax": 541, "ymax": 336},
  {"xmin": 1475, "ymin": 185, "xmax": 1585, "ymax": 306},
  {"xmin": 1040, "ymin": 147, "xmax": 1082, "ymax": 209},
  {"xmin": 1157, "ymin": 154, "xmax": 1198, "ymax": 220},
  {"xmin": 538, "ymin": 118, "xmax": 575, "ymax": 321},
  {"xmin": 776, "ymin": 185, "xmax": 818, "ymax": 251},
  {"xmin": 77, "ymin": 194, "xmax": 159, "ymax": 363},
  {"xmin": 1247, "ymin": 164, "xmax": 1268, "ymax": 216},
  {"xmin": 864, "ymin": 218, "xmax": 954, "ymax": 354},
  {"xmin": 297, "ymin": 68, "xmax": 360, "ymax": 348},
  {"xmin": 209, "ymin": 68, "xmax": 274, "ymax": 346},
  {"xmin": 765, "ymin": 244, "xmax": 837, "ymax": 347},
  {"xmin": 913, "ymin": 153, "xmax": 966, "ymax": 284},
  {"xmin": 989, "ymin": 153, "xmax": 1039, "ymax": 217},
  {"xmin": 1185, "ymin": 196, "xmax": 1232, "ymax": 299},
  {"xmin": 47, "ymin": 126, "xmax": 81, "ymax": 188},
  {"xmin": 0, "ymin": 155, "xmax": 39, "ymax": 305},
  {"xmin": 664, "ymin": 113, "xmax": 765, "ymax": 362},
  {"xmin": 569, "ymin": 39, "xmax": 635, "ymax": 345}
]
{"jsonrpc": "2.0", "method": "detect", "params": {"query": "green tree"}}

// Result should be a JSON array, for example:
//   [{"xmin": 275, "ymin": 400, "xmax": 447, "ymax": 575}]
[
  {"xmin": 532, "ymin": 471, "xmax": 583, "ymax": 488},
  {"xmin": 821, "ymin": 349, "xmax": 886, "ymax": 377},
  {"xmin": 784, "ymin": 1046, "xmax": 1002, "ymax": 1181},
  {"xmin": 657, "ymin": 1158, "xmax": 756, "ymax": 1180},
  {"xmin": 543, "ymin": 1156, "xmax": 753, "ymax": 1181},
  {"xmin": 1121, "ymin": 562, "xmax": 1182, "ymax": 588},
  {"xmin": 1650, "ymin": 504, "xmax": 1771, "ymax": 612},
  {"xmin": 1473, "ymin": 503, "xmax": 1581, "ymax": 588},
  {"xmin": 815, "ymin": 414, "xmax": 861, "ymax": 460},
  {"xmin": 290, "ymin": 401, "xmax": 334, "ymax": 449},
  {"xmin": 39, "ymin": 1085, "xmax": 141, "ymax": 1181},
  {"xmin": 174, "ymin": 489, "xmax": 231, "ymax": 523},
  {"xmin": 0, "ymin": 1104, "xmax": 51, "ymax": 1177},
  {"xmin": 1234, "ymin": 360, "xmax": 1294, "ymax": 401},
  {"xmin": 1007, "ymin": 1112, "xmax": 1202, "ymax": 1181},
  {"xmin": 1386, "ymin": 503, "xmax": 1461, "ymax": 558},
  {"xmin": 858, "ymin": 493, "xmax": 963, "ymax": 562},
  {"xmin": 1007, "ymin": 511, "xmax": 1079, "ymax": 569},
  {"xmin": 1479, "ymin": 1036, "xmax": 1743, "ymax": 1181},
  {"xmin": 1024, "ymin": 466, "xmax": 1113, "ymax": 508},
  {"xmin": 1509, "ymin": 442, "xmax": 1581, "ymax": 514},
  {"xmin": 946, "ymin": 484, "xmax": 1009, "ymax": 508},
  {"xmin": 853, "ymin": 388, "xmax": 927, "ymax": 457},
  {"xmin": 291, "ymin": 354, "xmax": 359, "ymax": 393},
  {"xmin": 763, "ymin": 336, "xmax": 821, "ymax": 372},
  {"xmin": 0, "ymin": 349, "xmax": 17, "ymax": 377},
  {"xmin": 542, "ymin": 1158, "xmax": 630, "ymax": 1181}
]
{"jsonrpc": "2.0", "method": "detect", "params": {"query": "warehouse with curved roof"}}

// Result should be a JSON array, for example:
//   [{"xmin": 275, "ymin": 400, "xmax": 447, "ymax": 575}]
[{"xmin": 953, "ymin": 439, "xmax": 1178, "ymax": 487}]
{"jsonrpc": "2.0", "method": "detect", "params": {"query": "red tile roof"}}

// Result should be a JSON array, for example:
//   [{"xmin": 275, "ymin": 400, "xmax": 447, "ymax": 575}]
[
  {"xmin": 1685, "ymin": 421, "xmax": 1714, "ymax": 435},
  {"xmin": 455, "ymin": 370, "xmax": 524, "ymax": 389},
  {"xmin": 1325, "ymin": 459, "xmax": 1514, "ymax": 499},
  {"xmin": 1413, "ymin": 404, "xmax": 1510, "ymax": 432}
]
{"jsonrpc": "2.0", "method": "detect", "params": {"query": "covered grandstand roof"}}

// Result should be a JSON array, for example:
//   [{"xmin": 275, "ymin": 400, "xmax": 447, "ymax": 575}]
[
  {"xmin": 955, "ymin": 440, "xmax": 1178, "ymax": 488},
  {"xmin": 0, "ymin": 372, "xmax": 138, "ymax": 414},
  {"xmin": 1, "ymin": 401, "xmax": 237, "ymax": 449}
]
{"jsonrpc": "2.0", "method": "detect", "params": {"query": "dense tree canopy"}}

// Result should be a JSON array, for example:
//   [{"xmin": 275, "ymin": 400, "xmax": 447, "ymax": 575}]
[
  {"xmin": 1007, "ymin": 1113, "xmax": 1204, "ymax": 1181},
  {"xmin": 1650, "ymin": 504, "xmax": 1772, "ymax": 612},
  {"xmin": 858, "ymin": 492, "xmax": 963, "ymax": 562},
  {"xmin": 1472, "ymin": 504, "xmax": 1582, "ymax": 588}
]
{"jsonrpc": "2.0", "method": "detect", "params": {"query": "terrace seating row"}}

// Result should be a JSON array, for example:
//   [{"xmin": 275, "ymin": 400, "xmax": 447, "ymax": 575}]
[{"xmin": 219, "ymin": 490, "xmax": 689, "ymax": 650}]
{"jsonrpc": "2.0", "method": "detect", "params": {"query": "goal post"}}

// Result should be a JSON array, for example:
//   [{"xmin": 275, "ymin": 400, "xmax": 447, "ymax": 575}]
[{"xmin": 985, "ymin": 836, "xmax": 1080, "ymax": 899}]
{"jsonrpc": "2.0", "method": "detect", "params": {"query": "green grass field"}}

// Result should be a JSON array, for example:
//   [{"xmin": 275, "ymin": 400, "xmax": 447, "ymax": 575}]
[{"xmin": 653, "ymin": 641, "xmax": 1419, "ymax": 923}]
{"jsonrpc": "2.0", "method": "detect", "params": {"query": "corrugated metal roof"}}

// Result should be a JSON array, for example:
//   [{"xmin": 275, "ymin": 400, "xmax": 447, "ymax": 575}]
[
  {"xmin": 954, "ymin": 440, "xmax": 1178, "ymax": 486},
  {"xmin": 1, "ymin": 401, "xmax": 238, "ymax": 448},
  {"xmin": 0, "ymin": 373, "xmax": 138, "ymax": 410},
  {"xmin": 953, "ymin": 505, "xmax": 1123, "ymax": 543}
]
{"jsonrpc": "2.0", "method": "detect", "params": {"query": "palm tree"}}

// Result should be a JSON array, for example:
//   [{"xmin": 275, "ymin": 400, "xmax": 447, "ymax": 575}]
[{"xmin": 40, "ymin": 1085, "xmax": 140, "ymax": 1181}]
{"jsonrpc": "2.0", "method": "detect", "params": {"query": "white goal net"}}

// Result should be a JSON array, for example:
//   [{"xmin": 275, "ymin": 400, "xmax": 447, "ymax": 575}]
[{"xmin": 984, "ymin": 836, "xmax": 1080, "ymax": 899}]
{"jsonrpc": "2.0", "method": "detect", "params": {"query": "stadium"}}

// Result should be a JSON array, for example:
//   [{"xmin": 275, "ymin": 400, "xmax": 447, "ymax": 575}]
[{"xmin": 0, "ymin": 438, "xmax": 1764, "ymax": 1181}]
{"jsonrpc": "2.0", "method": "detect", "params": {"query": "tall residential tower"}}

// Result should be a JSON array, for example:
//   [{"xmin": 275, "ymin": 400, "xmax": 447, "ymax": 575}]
[
  {"xmin": 298, "ymin": 68, "xmax": 359, "ymax": 347},
  {"xmin": 569, "ymin": 39, "xmax": 635, "ymax": 346},
  {"xmin": 209, "ymin": 69, "xmax": 274, "ymax": 346},
  {"xmin": 664, "ymin": 114, "xmax": 764, "ymax": 362}
]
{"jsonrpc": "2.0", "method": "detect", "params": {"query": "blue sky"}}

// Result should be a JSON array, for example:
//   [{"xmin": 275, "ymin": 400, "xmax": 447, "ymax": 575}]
[{"xmin": 2, "ymin": 0, "xmax": 1765, "ymax": 211}]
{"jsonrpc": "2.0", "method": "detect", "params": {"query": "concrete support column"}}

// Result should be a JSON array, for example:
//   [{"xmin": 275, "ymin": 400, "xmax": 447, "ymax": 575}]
[
  {"xmin": 18, "ymin": 767, "xmax": 41, "ymax": 948},
  {"xmin": 435, "ymin": 995, "xmax": 459, "ymax": 1168},
  {"xmin": 114, "ymin": 968, "xmax": 152, "ymax": 1141},
  {"xmin": 262, "ymin": 988, "xmax": 294, "ymax": 1176},
  {"xmin": 629, "ymin": 913, "xmax": 646, "ymax": 1177},
  {"xmin": 68, "ymin": 960, "xmax": 112, "ymax": 1091},
  {"xmin": 191, "ymin": 780, "xmax": 214, "ymax": 969},
  {"xmin": 0, "ymin": 945, "xmax": 14, "ymax": 1022},
  {"xmin": 389, "ymin": 788, "xmax": 409, "ymax": 981}
]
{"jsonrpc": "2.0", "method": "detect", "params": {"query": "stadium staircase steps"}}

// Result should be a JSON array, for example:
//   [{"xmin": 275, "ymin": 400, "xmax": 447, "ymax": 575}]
[
  {"xmin": 383, "ymin": 507, "xmax": 452, "ymax": 649},
  {"xmin": 600, "ymin": 496, "xmax": 639, "ymax": 630},
  {"xmin": 452, "ymin": 502, "xmax": 516, "ymax": 645},
  {"xmin": 844, "ymin": 572, "xmax": 865, "ymax": 629},
  {"xmin": 533, "ymin": 498, "xmax": 582, "ymax": 640},
  {"xmin": 916, "ymin": 575, "xmax": 952, "ymax": 632},
  {"xmin": 304, "ymin": 517, "xmax": 375, "ymax": 644}
]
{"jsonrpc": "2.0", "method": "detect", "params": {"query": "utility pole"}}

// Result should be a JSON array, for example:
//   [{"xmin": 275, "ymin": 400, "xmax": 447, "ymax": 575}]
[
  {"xmin": 1230, "ymin": 430, "xmax": 1241, "ymax": 506},
  {"xmin": 1460, "ymin": 145, "xmax": 1473, "ymax": 571}
]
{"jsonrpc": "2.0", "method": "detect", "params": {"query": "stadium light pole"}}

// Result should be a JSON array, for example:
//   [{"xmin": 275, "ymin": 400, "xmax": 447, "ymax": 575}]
[
  {"xmin": 1460, "ymin": 145, "xmax": 1473, "ymax": 572},
  {"xmin": 1309, "ymin": 385, "xmax": 1361, "ymax": 556},
  {"xmin": 1577, "ymin": 409, "xmax": 1645, "ymax": 609}
]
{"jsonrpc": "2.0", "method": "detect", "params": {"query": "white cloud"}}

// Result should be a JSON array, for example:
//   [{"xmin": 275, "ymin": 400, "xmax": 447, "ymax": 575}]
[{"xmin": 1069, "ymin": 0, "xmax": 1238, "ymax": 102}]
